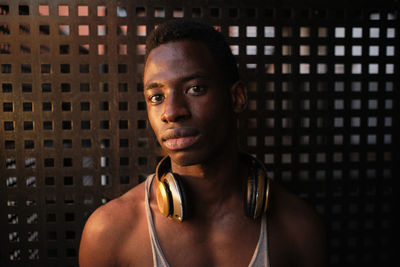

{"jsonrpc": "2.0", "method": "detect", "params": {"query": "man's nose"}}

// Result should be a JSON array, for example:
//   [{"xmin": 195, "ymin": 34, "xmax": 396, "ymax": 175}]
[{"xmin": 161, "ymin": 92, "xmax": 191, "ymax": 123}]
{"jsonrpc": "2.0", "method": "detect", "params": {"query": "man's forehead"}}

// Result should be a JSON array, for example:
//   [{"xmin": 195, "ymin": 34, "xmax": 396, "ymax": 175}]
[
  {"xmin": 143, "ymin": 40, "xmax": 219, "ymax": 83},
  {"xmin": 146, "ymin": 40, "xmax": 212, "ymax": 65}
]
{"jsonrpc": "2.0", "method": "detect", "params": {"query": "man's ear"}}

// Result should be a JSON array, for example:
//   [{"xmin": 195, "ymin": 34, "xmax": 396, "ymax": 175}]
[{"xmin": 230, "ymin": 81, "xmax": 248, "ymax": 114}]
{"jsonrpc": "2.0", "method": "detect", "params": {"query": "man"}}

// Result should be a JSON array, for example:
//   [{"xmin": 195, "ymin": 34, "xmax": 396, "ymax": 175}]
[{"xmin": 79, "ymin": 20, "xmax": 327, "ymax": 267}]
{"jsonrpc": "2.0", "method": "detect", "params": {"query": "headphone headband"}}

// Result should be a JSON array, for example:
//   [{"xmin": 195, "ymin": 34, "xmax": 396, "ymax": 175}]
[
  {"xmin": 156, "ymin": 156, "xmax": 171, "ymax": 181},
  {"xmin": 154, "ymin": 153, "xmax": 270, "ymax": 222}
]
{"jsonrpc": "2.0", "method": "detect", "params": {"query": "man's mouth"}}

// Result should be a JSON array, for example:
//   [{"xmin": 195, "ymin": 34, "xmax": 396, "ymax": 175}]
[
  {"xmin": 164, "ymin": 136, "xmax": 199, "ymax": 150},
  {"xmin": 161, "ymin": 128, "xmax": 200, "ymax": 150}
]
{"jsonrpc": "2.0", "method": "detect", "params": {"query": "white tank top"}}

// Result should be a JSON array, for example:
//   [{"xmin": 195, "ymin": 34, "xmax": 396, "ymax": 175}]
[{"xmin": 145, "ymin": 175, "xmax": 270, "ymax": 267}]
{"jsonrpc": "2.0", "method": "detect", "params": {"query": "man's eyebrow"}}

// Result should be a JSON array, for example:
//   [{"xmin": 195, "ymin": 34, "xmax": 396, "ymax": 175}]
[
  {"xmin": 144, "ymin": 82, "xmax": 163, "ymax": 91},
  {"xmin": 144, "ymin": 72, "xmax": 209, "ymax": 90},
  {"xmin": 180, "ymin": 72, "xmax": 208, "ymax": 83}
]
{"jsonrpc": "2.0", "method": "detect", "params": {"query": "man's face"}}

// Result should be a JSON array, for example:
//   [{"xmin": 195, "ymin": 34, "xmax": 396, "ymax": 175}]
[{"xmin": 143, "ymin": 40, "xmax": 237, "ymax": 166}]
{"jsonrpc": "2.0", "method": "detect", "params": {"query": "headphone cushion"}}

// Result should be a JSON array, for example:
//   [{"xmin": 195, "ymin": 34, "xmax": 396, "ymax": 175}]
[
  {"xmin": 245, "ymin": 170, "xmax": 257, "ymax": 217},
  {"xmin": 169, "ymin": 173, "xmax": 189, "ymax": 220}
]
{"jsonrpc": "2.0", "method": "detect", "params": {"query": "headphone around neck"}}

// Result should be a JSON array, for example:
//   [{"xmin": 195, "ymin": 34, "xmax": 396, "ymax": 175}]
[{"xmin": 155, "ymin": 153, "xmax": 271, "ymax": 222}]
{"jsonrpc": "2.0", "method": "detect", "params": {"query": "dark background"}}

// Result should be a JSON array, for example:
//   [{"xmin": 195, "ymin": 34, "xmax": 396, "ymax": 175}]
[{"xmin": 0, "ymin": 0, "xmax": 396, "ymax": 266}]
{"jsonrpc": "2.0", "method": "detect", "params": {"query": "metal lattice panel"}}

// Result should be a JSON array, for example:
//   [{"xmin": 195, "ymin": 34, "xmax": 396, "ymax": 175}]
[{"xmin": 0, "ymin": 0, "xmax": 397, "ymax": 266}]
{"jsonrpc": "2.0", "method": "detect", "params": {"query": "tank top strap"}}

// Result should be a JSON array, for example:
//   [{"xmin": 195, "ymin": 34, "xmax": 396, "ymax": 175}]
[
  {"xmin": 247, "ymin": 213, "xmax": 270, "ymax": 267},
  {"xmin": 145, "ymin": 174, "xmax": 170, "ymax": 267}
]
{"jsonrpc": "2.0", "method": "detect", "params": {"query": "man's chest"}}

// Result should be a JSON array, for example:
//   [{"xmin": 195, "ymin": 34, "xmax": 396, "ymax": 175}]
[{"xmin": 152, "ymin": 219, "xmax": 261, "ymax": 267}]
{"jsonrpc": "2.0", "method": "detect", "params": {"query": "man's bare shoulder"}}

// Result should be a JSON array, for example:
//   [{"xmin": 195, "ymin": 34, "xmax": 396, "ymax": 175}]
[
  {"xmin": 86, "ymin": 181, "xmax": 146, "ymax": 232},
  {"xmin": 269, "ymin": 181, "xmax": 327, "ymax": 267},
  {"xmin": 79, "ymin": 181, "xmax": 149, "ymax": 266},
  {"xmin": 271, "ymin": 181, "xmax": 324, "ymax": 227}
]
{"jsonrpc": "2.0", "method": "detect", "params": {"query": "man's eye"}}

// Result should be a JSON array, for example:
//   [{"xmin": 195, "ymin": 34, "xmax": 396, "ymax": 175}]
[
  {"xmin": 149, "ymin": 94, "xmax": 164, "ymax": 104},
  {"xmin": 186, "ymin": 85, "xmax": 206, "ymax": 95}
]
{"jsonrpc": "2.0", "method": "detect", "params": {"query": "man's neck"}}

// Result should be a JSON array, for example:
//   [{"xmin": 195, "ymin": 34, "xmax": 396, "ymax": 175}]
[{"xmin": 170, "ymin": 147, "xmax": 247, "ymax": 221}]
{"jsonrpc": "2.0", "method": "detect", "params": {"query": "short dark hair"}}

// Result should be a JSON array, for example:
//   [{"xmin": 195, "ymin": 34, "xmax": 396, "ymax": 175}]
[{"xmin": 145, "ymin": 19, "xmax": 239, "ymax": 86}]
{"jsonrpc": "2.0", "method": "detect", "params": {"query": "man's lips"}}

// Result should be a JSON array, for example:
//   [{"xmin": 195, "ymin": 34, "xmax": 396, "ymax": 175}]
[
  {"xmin": 161, "ymin": 128, "xmax": 200, "ymax": 150},
  {"xmin": 164, "ymin": 136, "xmax": 199, "ymax": 150}
]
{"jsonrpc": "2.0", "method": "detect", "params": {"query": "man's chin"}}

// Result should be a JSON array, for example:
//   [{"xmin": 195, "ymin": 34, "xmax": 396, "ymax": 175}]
[{"xmin": 167, "ymin": 150, "xmax": 206, "ymax": 167}]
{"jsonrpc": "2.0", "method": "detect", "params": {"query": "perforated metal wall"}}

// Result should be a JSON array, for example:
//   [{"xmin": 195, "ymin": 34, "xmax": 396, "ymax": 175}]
[{"xmin": 0, "ymin": 0, "xmax": 396, "ymax": 266}]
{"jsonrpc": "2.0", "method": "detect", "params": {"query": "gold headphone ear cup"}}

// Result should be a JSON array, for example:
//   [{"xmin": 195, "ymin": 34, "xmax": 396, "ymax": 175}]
[
  {"xmin": 160, "ymin": 172, "xmax": 188, "ymax": 222},
  {"xmin": 253, "ymin": 169, "xmax": 266, "ymax": 219},
  {"xmin": 242, "ymin": 152, "xmax": 270, "ymax": 219},
  {"xmin": 156, "ymin": 179, "xmax": 172, "ymax": 218}
]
